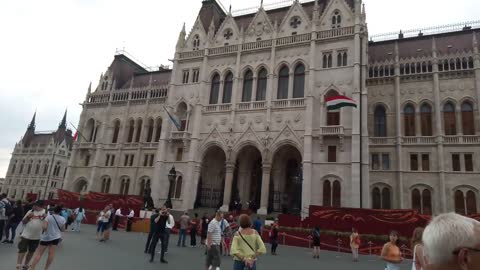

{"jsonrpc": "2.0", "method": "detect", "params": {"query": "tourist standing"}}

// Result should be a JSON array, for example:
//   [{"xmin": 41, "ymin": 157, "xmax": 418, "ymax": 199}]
[
  {"xmin": 270, "ymin": 222, "xmax": 279, "ymax": 255},
  {"xmin": 230, "ymin": 214, "xmax": 267, "ymax": 270},
  {"xmin": 72, "ymin": 207, "xmax": 87, "ymax": 232},
  {"xmin": 411, "ymin": 227, "xmax": 426, "ymax": 270},
  {"xmin": 144, "ymin": 209, "xmax": 159, "ymax": 253},
  {"xmin": 190, "ymin": 213, "xmax": 199, "ymax": 247},
  {"xmin": 206, "ymin": 211, "xmax": 224, "ymax": 270},
  {"xmin": 350, "ymin": 227, "xmax": 360, "ymax": 262},
  {"xmin": 0, "ymin": 193, "xmax": 12, "ymax": 242},
  {"xmin": 16, "ymin": 200, "xmax": 46, "ymax": 270},
  {"xmin": 103, "ymin": 204, "xmax": 114, "ymax": 241},
  {"xmin": 177, "ymin": 212, "xmax": 189, "ymax": 247},
  {"xmin": 381, "ymin": 230, "xmax": 403, "ymax": 270},
  {"xmin": 60, "ymin": 207, "xmax": 70, "ymax": 230},
  {"xmin": 422, "ymin": 213, "xmax": 480, "ymax": 270},
  {"xmin": 201, "ymin": 213, "xmax": 209, "ymax": 245},
  {"xmin": 3, "ymin": 200, "xmax": 24, "ymax": 244},
  {"xmin": 112, "ymin": 207, "xmax": 122, "ymax": 231},
  {"xmin": 219, "ymin": 215, "xmax": 230, "ymax": 255},
  {"xmin": 126, "ymin": 208, "xmax": 134, "ymax": 232},
  {"xmin": 149, "ymin": 207, "xmax": 168, "ymax": 264},
  {"xmin": 30, "ymin": 205, "xmax": 66, "ymax": 270},
  {"xmin": 96, "ymin": 205, "xmax": 110, "ymax": 241},
  {"xmin": 312, "ymin": 226, "xmax": 321, "ymax": 259},
  {"xmin": 164, "ymin": 208, "xmax": 174, "ymax": 253},
  {"xmin": 222, "ymin": 221, "xmax": 233, "ymax": 256},
  {"xmin": 253, "ymin": 217, "xmax": 263, "ymax": 235}
]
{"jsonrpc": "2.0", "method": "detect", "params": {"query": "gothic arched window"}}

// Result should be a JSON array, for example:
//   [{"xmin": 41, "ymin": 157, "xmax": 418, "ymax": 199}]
[
  {"xmin": 256, "ymin": 68, "xmax": 268, "ymax": 101},
  {"xmin": 382, "ymin": 187, "xmax": 392, "ymax": 209},
  {"xmin": 466, "ymin": 190, "xmax": 477, "ymax": 215},
  {"xmin": 455, "ymin": 190, "xmax": 466, "ymax": 215},
  {"xmin": 222, "ymin": 72, "xmax": 233, "ymax": 104},
  {"xmin": 209, "ymin": 73, "xmax": 220, "ymax": 104},
  {"xmin": 135, "ymin": 119, "xmax": 143, "ymax": 143},
  {"xmin": 101, "ymin": 177, "xmax": 111, "ymax": 193},
  {"xmin": 374, "ymin": 105, "xmax": 387, "ymax": 137},
  {"xmin": 146, "ymin": 119, "xmax": 154, "ymax": 143},
  {"xmin": 293, "ymin": 63, "xmax": 305, "ymax": 98},
  {"xmin": 332, "ymin": 11, "xmax": 342, "ymax": 28},
  {"xmin": 332, "ymin": 180, "xmax": 341, "ymax": 207},
  {"xmin": 112, "ymin": 120, "xmax": 120, "ymax": 143},
  {"xmin": 372, "ymin": 187, "xmax": 381, "ymax": 209},
  {"xmin": 420, "ymin": 104, "xmax": 433, "ymax": 136},
  {"xmin": 277, "ymin": 66, "xmax": 289, "ymax": 99},
  {"xmin": 443, "ymin": 102, "xmax": 457, "ymax": 135},
  {"xmin": 174, "ymin": 176, "xmax": 183, "ymax": 199},
  {"xmin": 404, "ymin": 104, "xmax": 416, "ymax": 136},
  {"xmin": 154, "ymin": 118, "xmax": 162, "ymax": 142},
  {"xmin": 461, "ymin": 101, "xmax": 475, "ymax": 135},
  {"xmin": 242, "ymin": 70, "xmax": 253, "ymax": 102},
  {"xmin": 126, "ymin": 119, "xmax": 135, "ymax": 143},
  {"xmin": 120, "ymin": 177, "xmax": 130, "ymax": 195},
  {"xmin": 422, "ymin": 189, "xmax": 432, "ymax": 215},
  {"xmin": 323, "ymin": 180, "xmax": 331, "ymax": 207}
]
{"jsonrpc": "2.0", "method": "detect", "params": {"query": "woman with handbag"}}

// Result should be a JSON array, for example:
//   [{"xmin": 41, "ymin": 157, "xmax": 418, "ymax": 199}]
[{"xmin": 230, "ymin": 214, "xmax": 266, "ymax": 270}]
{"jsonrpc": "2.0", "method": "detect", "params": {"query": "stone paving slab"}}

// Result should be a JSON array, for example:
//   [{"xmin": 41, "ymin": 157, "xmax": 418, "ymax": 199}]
[{"xmin": 0, "ymin": 225, "xmax": 412, "ymax": 270}]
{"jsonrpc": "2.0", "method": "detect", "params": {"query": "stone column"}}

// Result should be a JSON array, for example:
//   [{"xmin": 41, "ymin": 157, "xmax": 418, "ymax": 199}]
[
  {"xmin": 394, "ymin": 41, "xmax": 405, "ymax": 209},
  {"xmin": 287, "ymin": 72, "xmax": 294, "ymax": 99},
  {"xmin": 257, "ymin": 163, "xmax": 271, "ymax": 215},
  {"xmin": 220, "ymin": 163, "xmax": 235, "ymax": 212},
  {"xmin": 251, "ymin": 76, "xmax": 258, "ymax": 102}
]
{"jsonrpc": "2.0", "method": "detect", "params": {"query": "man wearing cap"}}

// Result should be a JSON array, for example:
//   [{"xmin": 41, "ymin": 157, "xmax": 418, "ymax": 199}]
[{"xmin": 16, "ymin": 200, "xmax": 46, "ymax": 270}]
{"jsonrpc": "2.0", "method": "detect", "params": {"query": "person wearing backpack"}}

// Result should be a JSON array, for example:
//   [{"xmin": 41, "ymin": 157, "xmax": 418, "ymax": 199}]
[
  {"xmin": 3, "ymin": 200, "xmax": 24, "ymax": 244},
  {"xmin": 0, "ymin": 193, "xmax": 13, "ymax": 242}
]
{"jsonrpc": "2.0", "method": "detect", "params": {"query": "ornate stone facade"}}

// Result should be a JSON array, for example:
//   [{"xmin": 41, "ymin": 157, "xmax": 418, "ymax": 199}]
[
  {"xmin": 63, "ymin": 0, "xmax": 479, "ymax": 216},
  {"xmin": 3, "ymin": 112, "xmax": 73, "ymax": 200}
]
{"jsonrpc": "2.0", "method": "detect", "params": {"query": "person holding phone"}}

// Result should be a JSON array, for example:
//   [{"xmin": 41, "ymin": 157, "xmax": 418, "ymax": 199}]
[{"xmin": 16, "ymin": 200, "xmax": 46, "ymax": 270}]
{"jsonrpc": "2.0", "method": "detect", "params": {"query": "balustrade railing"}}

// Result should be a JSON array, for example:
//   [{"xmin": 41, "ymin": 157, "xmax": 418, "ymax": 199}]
[
  {"xmin": 316, "ymin": 26, "xmax": 355, "ymax": 40},
  {"xmin": 86, "ymin": 86, "xmax": 168, "ymax": 105},
  {"xmin": 320, "ymin": 126, "xmax": 345, "ymax": 135},
  {"xmin": 171, "ymin": 131, "xmax": 191, "ymax": 140},
  {"xmin": 403, "ymin": 136, "xmax": 436, "ymax": 144},
  {"xmin": 236, "ymin": 101, "xmax": 267, "ymax": 111},
  {"xmin": 272, "ymin": 98, "xmax": 305, "ymax": 108},
  {"xmin": 276, "ymin": 33, "xmax": 312, "ymax": 46},
  {"xmin": 178, "ymin": 50, "xmax": 204, "ymax": 59},
  {"xmin": 209, "ymin": 44, "xmax": 239, "ymax": 56},
  {"xmin": 242, "ymin": 40, "xmax": 273, "ymax": 51}
]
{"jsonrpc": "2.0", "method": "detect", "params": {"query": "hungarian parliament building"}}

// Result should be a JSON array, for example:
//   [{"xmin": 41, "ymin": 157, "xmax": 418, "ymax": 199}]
[{"xmin": 58, "ymin": 0, "xmax": 479, "ymax": 216}]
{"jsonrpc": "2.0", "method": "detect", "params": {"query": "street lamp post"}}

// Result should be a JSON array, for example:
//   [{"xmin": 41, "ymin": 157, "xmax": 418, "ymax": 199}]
[{"xmin": 166, "ymin": 166, "xmax": 176, "ymax": 207}]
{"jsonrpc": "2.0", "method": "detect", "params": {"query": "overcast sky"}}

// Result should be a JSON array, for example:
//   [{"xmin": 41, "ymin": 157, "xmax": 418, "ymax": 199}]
[{"xmin": 0, "ymin": 0, "xmax": 479, "ymax": 178}]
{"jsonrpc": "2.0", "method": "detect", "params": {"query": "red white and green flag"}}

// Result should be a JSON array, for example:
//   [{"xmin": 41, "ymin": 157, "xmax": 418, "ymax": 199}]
[{"xmin": 325, "ymin": 95, "xmax": 357, "ymax": 110}]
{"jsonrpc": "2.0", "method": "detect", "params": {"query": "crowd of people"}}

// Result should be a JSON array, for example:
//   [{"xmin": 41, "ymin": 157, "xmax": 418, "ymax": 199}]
[{"xmin": 3, "ymin": 190, "xmax": 480, "ymax": 270}]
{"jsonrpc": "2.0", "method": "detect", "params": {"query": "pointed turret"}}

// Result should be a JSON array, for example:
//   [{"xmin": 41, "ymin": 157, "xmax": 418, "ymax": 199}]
[
  {"xmin": 59, "ymin": 110, "xmax": 67, "ymax": 129},
  {"xmin": 28, "ymin": 111, "xmax": 36, "ymax": 130},
  {"xmin": 23, "ymin": 112, "xmax": 37, "ymax": 147},
  {"xmin": 208, "ymin": 18, "xmax": 216, "ymax": 40},
  {"xmin": 88, "ymin": 82, "xmax": 92, "ymax": 94},
  {"xmin": 176, "ymin": 23, "xmax": 186, "ymax": 49}
]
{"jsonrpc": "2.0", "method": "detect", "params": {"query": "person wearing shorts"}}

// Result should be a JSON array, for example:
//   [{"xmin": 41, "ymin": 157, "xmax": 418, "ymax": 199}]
[
  {"xmin": 30, "ymin": 205, "xmax": 65, "ymax": 270},
  {"xmin": 96, "ymin": 205, "xmax": 111, "ymax": 241},
  {"xmin": 16, "ymin": 200, "xmax": 46, "ymax": 270}
]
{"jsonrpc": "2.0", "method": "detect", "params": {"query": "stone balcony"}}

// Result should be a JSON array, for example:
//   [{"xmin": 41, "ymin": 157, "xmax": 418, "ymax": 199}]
[
  {"xmin": 86, "ymin": 86, "xmax": 168, "ymax": 107},
  {"xmin": 319, "ymin": 126, "xmax": 345, "ymax": 136},
  {"xmin": 236, "ymin": 101, "xmax": 267, "ymax": 111},
  {"xmin": 203, "ymin": 104, "xmax": 232, "ymax": 113},
  {"xmin": 170, "ymin": 131, "xmax": 191, "ymax": 141},
  {"xmin": 271, "ymin": 98, "xmax": 306, "ymax": 109}
]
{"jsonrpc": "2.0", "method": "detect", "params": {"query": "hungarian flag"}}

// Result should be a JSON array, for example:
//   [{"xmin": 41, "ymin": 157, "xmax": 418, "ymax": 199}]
[
  {"xmin": 326, "ymin": 95, "xmax": 357, "ymax": 110},
  {"xmin": 163, "ymin": 106, "xmax": 182, "ymax": 131},
  {"xmin": 73, "ymin": 131, "xmax": 78, "ymax": 142}
]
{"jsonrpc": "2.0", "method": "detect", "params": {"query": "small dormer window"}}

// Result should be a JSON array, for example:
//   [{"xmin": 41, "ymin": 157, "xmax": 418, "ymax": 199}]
[
  {"xmin": 290, "ymin": 16, "xmax": 302, "ymax": 29},
  {"xmin": 332, "ymin": 11, "xmax": 342, "ymax": 28},
  {"xmin": 193, "ymin": 35, "xmax": 200, "ymax": 51}
]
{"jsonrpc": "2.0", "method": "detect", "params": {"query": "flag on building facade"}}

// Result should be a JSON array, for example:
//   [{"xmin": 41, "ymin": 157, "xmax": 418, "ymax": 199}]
[
  {"xmin": 326, "ymin": 95, "xmax": 357, "ymax": 110},
  {"xmin": 164, "ymin": 106, "xmax": 182, "ymax": 131}
]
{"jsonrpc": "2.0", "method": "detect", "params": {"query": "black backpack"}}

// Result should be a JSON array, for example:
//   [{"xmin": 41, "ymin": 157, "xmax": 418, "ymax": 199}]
[{"xmin": 4, "ymin": 201, "xmax": 13, "ymax": 217}]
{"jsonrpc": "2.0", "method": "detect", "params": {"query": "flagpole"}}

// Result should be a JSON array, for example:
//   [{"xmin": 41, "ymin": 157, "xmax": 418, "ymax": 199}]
[{"xmin": 68, "ymin": 121, "xmax": 89, "ymax": 142}]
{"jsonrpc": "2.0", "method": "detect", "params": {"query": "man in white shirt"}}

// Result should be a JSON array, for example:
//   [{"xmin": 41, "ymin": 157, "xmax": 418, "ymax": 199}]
[
  {"xmin": 16, "ymin": 200, "xmax": 46, "ymax": 270},
  {"xmin": 126, "ymin": 208, "xmax": 134, "ymax": 232},
  {"xmin": 164, "ymin": 208, "xmax": 175, "ymax": 253},
  {"xmin": 112, "ymin": 207, "xmax": 122, "ymax": 231}
]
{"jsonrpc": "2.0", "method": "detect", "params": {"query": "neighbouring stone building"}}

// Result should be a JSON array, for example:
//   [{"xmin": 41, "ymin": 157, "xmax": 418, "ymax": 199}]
[
  {"xmin": 64, "ymin": 0, "xmax": 479, "ymax": 216},
  {"xmin": 0, "ymin": 178, "xmax": 5, "ymax": 194},
  {"xmin": 2, "ymin": 112, "xmax": 73, "ymax": 200}
]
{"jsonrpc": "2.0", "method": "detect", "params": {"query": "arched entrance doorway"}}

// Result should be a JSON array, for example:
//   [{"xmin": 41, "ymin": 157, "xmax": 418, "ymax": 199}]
[
  {"xmin": 73, "ymin": 179, "xmax": 88, "ymax": 193},
  {"xmin": 231, "ymin": 145, "xmax": 263, "ymax": 211},
  {"xmin": 195, "ymin": 146, "xmax": 226, "ymax": 209},
  {"xmin": 270, "ymin": 144, "xmax": 303, "ymax": 215}
]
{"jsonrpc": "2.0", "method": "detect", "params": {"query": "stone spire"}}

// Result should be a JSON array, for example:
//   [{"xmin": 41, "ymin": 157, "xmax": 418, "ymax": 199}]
[
  {"xmin": 313, "ymin": 0, "xmax": 320, "ymax": 21},
  {"xmin": 59, "ymin": 109, "xmax": 67, "ymax": 129},
  {"xmin": 176, "ymin": 23, "xmax": 186, "ymax": 49},
  {"xmin": 28, "ymin": 111, "xmax": 36, "ymax": 130}
]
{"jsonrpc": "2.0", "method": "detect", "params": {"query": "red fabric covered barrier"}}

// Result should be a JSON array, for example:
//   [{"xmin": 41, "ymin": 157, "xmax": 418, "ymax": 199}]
[{"xmin": 55, "ymin": 189, "xmax": 143, "ymax": 220}]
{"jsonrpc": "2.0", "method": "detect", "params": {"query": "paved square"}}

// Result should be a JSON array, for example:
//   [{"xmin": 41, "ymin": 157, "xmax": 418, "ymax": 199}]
[{"xmin": 0, "ymin": 225, "xmax": 412, "ymax": 269}]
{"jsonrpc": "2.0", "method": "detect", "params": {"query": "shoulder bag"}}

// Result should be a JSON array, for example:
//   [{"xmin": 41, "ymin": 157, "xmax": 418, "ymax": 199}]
[{"xmin": 238, "ymin": 231, "xmax": 257, "ymax": 270}]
